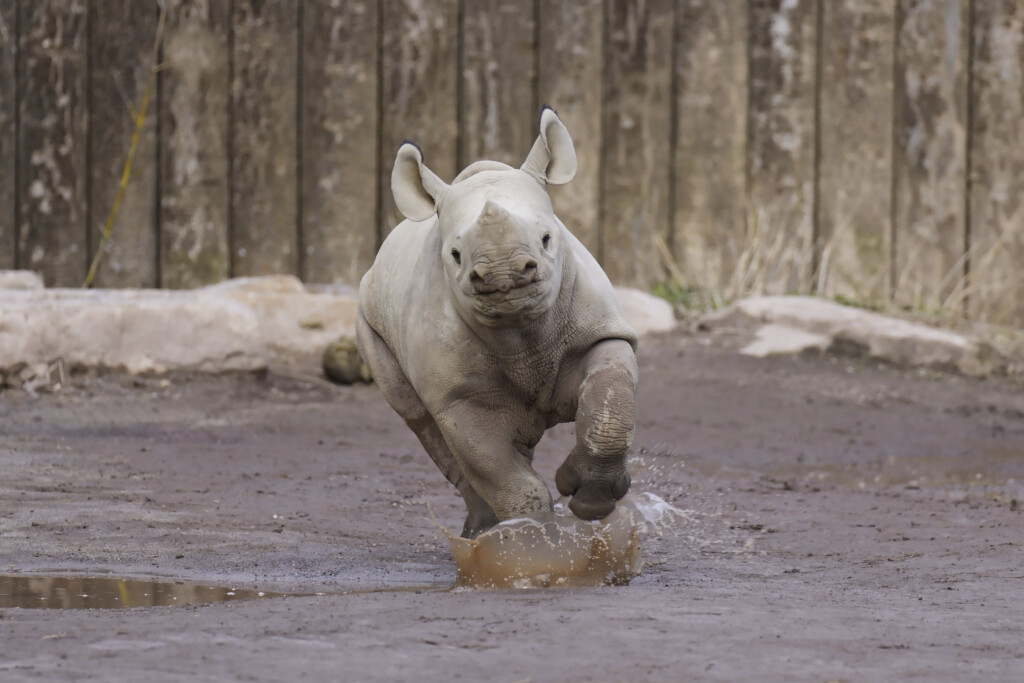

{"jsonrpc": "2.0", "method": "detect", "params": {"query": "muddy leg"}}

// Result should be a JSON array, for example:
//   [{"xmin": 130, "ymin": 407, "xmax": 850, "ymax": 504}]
[
  {"xmin": 555, "ymin": 339, "xmax": 637, "ymax": 520},
  {"xmin": 356, "ymin": 314, "xmax": 498, "ymax": 537}
]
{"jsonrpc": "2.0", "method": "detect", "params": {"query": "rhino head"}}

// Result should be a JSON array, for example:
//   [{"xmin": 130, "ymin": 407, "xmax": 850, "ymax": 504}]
[{"xmin": 391, "ymin": 107, "xmax": 578, "ymax": 328}]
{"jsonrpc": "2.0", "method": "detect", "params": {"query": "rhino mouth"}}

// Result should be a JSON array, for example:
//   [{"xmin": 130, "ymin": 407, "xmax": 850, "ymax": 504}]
[{"xmin": 470, "ymin": 280, "xmax": 551, "ymax": 324}]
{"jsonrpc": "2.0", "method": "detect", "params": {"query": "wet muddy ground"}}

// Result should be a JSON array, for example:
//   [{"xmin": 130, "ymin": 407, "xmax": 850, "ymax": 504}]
[{"xmin": 2, "ymin": 328, "xmax": 1023, "ymax": 681}]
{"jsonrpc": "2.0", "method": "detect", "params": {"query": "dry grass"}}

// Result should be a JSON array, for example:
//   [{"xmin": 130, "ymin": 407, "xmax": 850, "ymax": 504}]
[{"xmin": 655, "ymin": 201, "xmax": 1023, "ymax": 337}]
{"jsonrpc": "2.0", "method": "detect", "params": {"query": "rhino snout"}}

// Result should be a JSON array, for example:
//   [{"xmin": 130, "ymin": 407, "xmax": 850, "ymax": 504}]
[{"xmin": 469, "ymin": 254, "xmax": 539, "ymax": 294}]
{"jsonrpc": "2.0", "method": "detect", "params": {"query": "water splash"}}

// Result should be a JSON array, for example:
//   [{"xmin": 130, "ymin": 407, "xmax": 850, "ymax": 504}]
[{"xmin": 445, "ymin": 492, "xmax": 688, "ymax": 589}]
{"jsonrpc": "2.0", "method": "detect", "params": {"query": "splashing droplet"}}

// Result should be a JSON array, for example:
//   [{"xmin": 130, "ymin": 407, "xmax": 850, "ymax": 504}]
[{"xmin": 445, "ymin": 493, "xmax": 687, "ymax": 589}]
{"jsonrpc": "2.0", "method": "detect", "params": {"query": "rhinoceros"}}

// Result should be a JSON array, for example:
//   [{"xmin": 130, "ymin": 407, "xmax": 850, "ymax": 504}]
[{"xmin": 356, "ymin": 107, "xmax": 638, "ymax": 538}]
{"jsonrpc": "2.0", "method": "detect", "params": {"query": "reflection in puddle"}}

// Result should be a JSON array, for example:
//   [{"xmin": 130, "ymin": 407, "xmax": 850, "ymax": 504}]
[{"xmin": 0, "ymin": 575, "xmax": 286, "ymax": 609}]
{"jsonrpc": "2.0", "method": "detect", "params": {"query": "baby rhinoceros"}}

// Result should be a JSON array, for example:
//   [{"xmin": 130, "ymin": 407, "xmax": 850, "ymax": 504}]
[{"xmin": 356, "ymin": 107, "xmax": 638, "ymax": 538}]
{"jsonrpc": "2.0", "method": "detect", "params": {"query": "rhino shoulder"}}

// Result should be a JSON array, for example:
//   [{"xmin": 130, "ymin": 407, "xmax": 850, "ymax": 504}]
[
  {"xmin": 360, "ymin": 216, "xmax": 446, "ymax": 337},
  {"xmin": 562, "ymin": 228, "xmax": 638, "ymax": 350}
]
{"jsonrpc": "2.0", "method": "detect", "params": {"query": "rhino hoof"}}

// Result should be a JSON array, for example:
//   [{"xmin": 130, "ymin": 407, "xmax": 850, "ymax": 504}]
[
  {"xmin": 567, "ymin": 484, "xmax": 618, "ymax": 521},
  {"xmin": 461, "ymin": 509, "xmax": 499, "ymax": 539},
  {"xmin": 555, "ymin": 462, "xmax": 581, "ymax": 497}
]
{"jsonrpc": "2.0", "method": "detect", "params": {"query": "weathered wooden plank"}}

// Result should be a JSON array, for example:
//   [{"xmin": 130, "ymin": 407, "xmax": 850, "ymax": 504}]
[
  {"xmin": 301, "ymin": 0, "xmax": 379, "ymax": 286},
  {"xmin": 968, "ymin": 1, "xmax": 1024, "ymax": 325},
  {"xmin": 0, "ymin": 1, "xmax": 15, "ymax": 269},
  {"xmin": 600, "ymin": 0, "xmax": 674, "ymax": 288},
  {"xmin": 231, "ymin": 0, "xmax": 299, "ymax": 277},
  {"xmin": 160, "ymin": 0, "xmax": 231, "ymax": 289},
  {"xmin": 747, "ymin": 0, "xmax": 818, "ymax": 295},
  {"xmin": 17, "ymin": 0, "xmax": 89, "ymax": 287},
  {"xmin": 672, "ymin": 0, "xmax": 747, "ymax": 293},
  {"xmin": 460, "ymin": 0, "xmax": 536, "ymax": 168},
  {"xmin": 892, "ymin": 0, "xmax": 968, "ymax": 312},
  {"xmin": 817, "ymin": 0, "xmax": 895, "ymax": 303},
  {"xmin": 538, "ymin": 0, "xmax": 602, "ymax": 258},
  {"xmin": 379, "ymin": 0, "xmax": 458, "ymax": 237},
  {"xmin": 89, "ymin": 0, "xmax": 159, "ymax": 287}
]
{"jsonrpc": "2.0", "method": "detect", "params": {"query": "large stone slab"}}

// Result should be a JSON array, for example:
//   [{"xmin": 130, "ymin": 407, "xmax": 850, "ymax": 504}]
[
  {"xmin": 204, "ymin": 276, "xmax": 358, "ymax": 367},
  {"xmin": 0, "ymin": 271, "xmax": 45, "ymax": 290},
  {"xmin": 0, "ymin": 275, "xmax": 360, "ymax": 382},
  {"xmin": 704, "ymin": 296, "xmax": 992, "ymax": 376},
  {"xmin": 0, "ymin": 289, "xmax": 264, "ymax": 376},
  {"xmin": 614, "ymin": 287, "xmax": 678, "ymax": 337}
]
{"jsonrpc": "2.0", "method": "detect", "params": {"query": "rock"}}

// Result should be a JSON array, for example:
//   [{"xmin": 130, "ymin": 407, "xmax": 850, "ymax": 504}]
[
  {"xmin": 0, "ymin": 276, "xmax": 363, "ymax": 379},
  {"xmin": 203, "ymin": 275, "xmax": 307, "ymax": 295},
  {"xmin": 614, "ymin": 287, "xmax": 678, "ymax": 336},
  {"xmin": 322, "ymin": 337, "xmax": 372, "ymax": 384},
  {"xmin": 0, "ymin": 289, "xmax": 264, "ymax": 374},
  {"xmin": 703, "ymin": 296, "xmax": 993, "ymax": 376},
  {"xmin": 0, "ymin": 270, "xmax": 45, "ymax": 290},
  {"xmin": 740, "ymin": 324, "xmax": 831, "ymax": 358},
  {"xmin": 204, "ymin": 277, "xmax": 358, "ymax": 368}
]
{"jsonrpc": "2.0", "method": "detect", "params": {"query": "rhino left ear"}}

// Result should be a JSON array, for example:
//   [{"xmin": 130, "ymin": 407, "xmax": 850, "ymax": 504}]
[
  {"xmin": 392, "ymin": 142, "xmax": 450, "ymax": 221},
  {"xmin": 521, "ymin": 106, "xmax": 577, "ymax": 186}
]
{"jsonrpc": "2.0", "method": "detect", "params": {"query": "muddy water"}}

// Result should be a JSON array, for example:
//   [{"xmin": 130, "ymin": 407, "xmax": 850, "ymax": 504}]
[
  {"xmin": 447, "ymin": 492, "xmax": 685, "ymax": 589},
  {"xmin": 0, "ymin": 575, "xmax": 286, "ymax": 609}
]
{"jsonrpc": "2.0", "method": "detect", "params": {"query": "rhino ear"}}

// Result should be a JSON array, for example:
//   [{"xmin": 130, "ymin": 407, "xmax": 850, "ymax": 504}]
[
  {"xmin": 392, "ymin": 142, "xmax": 449, "ymax": 221},
  {"xmin": 521, "ymin": 106, "xmax": 577, "ymax": 186}
]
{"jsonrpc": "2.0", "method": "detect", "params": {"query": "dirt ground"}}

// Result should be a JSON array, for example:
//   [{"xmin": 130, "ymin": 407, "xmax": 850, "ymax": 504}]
[{"xmin": 1, "ymin": 327, "xmax": 1023, "ymax": 682}]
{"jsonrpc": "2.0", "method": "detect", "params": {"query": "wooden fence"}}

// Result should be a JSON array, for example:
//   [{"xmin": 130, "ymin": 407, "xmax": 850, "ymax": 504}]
[{"xmin": 0, "ymin": 1, "xmax": 1021, "ymax": 324}]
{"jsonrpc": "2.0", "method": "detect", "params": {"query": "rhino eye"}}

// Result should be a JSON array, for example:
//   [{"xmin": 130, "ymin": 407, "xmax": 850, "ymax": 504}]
[
  {"xmin": 451, "ymin": 248, "xmax": 461, "ymax": 265},
  {"xmin": 542, "ymin": 233, "xmax": 551, "ymax": 249}
]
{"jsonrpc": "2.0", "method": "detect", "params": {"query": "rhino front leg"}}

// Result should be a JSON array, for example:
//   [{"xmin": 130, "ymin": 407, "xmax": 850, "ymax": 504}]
[
  {"xmin": 435, "ymin": 402, "xmax": 553, "ymax": 522},
  {"xmin": 556, "ymin": 339, "xmax": 637, "ymax": 520},
  {"xmin": 356, "ymin": 313, "xmax": 498, "ymax": 537}
]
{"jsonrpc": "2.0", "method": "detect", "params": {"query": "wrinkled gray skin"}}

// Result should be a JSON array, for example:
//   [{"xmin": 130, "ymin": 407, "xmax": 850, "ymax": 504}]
[{"xmin": 357, "ymin": 109, "xmax": 638, "ymax": 538}]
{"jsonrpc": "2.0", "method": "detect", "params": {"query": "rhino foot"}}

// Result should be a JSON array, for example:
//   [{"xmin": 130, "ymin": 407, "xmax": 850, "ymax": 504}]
[
  {"xmin": 461, "ymin": 507, "xmax": 500, "ymax": 539},
  {"xmin": 556, "ymin": 458, "xmax": 631, "ymax": 521}
]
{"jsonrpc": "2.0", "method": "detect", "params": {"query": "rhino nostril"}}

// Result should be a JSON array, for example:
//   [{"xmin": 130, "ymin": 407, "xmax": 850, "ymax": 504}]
[
  {"xmin": 522, "ymin": 259, "xmax": 538, "ymax": 281},
  {"xmin": 470, "ymin": 269, "xmax": 494, "ymax": 294}
]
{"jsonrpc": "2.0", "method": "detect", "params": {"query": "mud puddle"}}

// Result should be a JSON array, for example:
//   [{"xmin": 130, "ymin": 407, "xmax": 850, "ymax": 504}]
[
  {"xmin": 447, "ymin": 492, "xmax": 685, "ymax": 589},
  {"xmin": 0, "ymin": 575, "xmax": 292, "ymax": 609},
  {"xmin": 0, "ymin": 575, "xmax": 453, "ymax": 610}
]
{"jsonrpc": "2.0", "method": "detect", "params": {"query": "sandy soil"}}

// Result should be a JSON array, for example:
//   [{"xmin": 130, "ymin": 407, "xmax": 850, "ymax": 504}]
[{"xmin": 1, "ymin": 327, "xmax": 1023, "ymax": 682}]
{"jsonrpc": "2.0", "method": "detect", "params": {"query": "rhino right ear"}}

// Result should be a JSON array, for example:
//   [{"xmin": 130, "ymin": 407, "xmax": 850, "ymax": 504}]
[{"xmin": 392, "ymin": 142, "xmax": 449, "ymax": 221}]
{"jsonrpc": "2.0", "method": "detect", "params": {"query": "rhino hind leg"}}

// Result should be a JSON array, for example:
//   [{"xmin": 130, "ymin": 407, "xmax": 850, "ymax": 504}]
[
  {"xmin": 355, "ymin": 313, "xmax": 498, "ymax": 537},
  {"xmin": 555, "ymin": 339, "xmax": 637, "ymax": 520}
]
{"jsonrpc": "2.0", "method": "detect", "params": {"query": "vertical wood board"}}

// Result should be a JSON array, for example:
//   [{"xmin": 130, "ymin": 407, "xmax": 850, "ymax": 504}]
[
  {"xmin": 538, "ymin": 0, "xmax": 603, "ymax": 258},
  {"xmin": 89, "ymin": 0, "xmax": 159, "ymax": 287},
  {"xmin": 968, "ymin": 1, "xmax": 1024, "ymax": 324},
  {"xmin": 0, "ymin": 1, "xmax": 15, "ymax": 269},
  {"xmin": 160, "ymin": 0, "xmax": 232, "ymax": 289},
  {"xmin": 600, "ymin": 0, "xmax": 674, "ymax": 288},
  {"xmin": 231, "ymin": 0, "xmax": 299, "ymax": 277},
  {"xmin": 673, "ymin": 0, "xmax": 748, "ymax": 292},
  {"xmin": 460, "ymin": 0, "xmax": 536, "ymax": 168},
  {"xmin": 302, "ymin": 0, "xmax": 379, "ymax": 285},
  {"xmin": 817, "ymin": 0, "xmax": 895, "ymax": 302},
  {"xmin": 747, "ymin": 0, "xmax": 818, "ymax": 295},
  {"xmin": 17, "ymin": 0, "xmax": 89, "ymax": 287},
  {"xmin": 379, "ymin": 0, "xmax": 459, "ymax": 237},
  {"xmin": 892, "ymin": 0, "xmax": 968, "ymax": 311}
]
